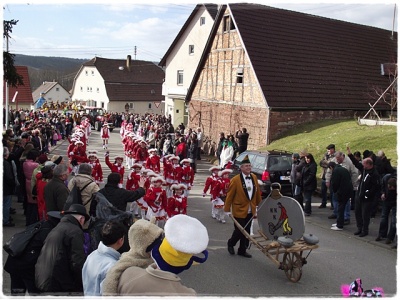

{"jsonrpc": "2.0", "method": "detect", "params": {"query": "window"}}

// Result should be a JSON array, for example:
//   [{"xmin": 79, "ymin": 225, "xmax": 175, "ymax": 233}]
[
  {"xmin": 189, "ymin": 45, "xmax": 194, "ymax": 55},
  {"xmin": 148, "ymin": 103, "xmax": 152, "ymax": 109},
  {"xmin": 97, "ymin": 88, "xmax": 99, "ymax": 93},
  {"xmin": 200, "ymin": 17, "xmax": 205, "ymax": 25},
  {"xmin": 236, "ymin": 68, "xmax": 244, "ymax": 84},
  {"xmin": 177, "ymin": 70, "xmax": 183, "ymax": 85},
  {"xmin": 223, "ymin": 16, "xmax": 235, "ymax": 32},
  {"xmin": 91, "ymin": 70, "xmax": 95, "ymax": 76},
  {"xmin": 85, "ymin": 70, "xmax": 88, "ymax": 76},
  {"xmin": 80, "ymin": 87, "xmax": 83, "ymax": 92},
  {"xmin": 56, "ymin": 87, "xmax": 59, "ymax": 92},
  {"xmin": 87, "ymin": 87, "xmax": 90, "ymax": 92},
  {"xmin": 101, "ymin": 102, "xmax": 104, "ymax": 108},
  {"xmin": 129, "ymin": 103, "xmax": 134, "ymax": 109}
]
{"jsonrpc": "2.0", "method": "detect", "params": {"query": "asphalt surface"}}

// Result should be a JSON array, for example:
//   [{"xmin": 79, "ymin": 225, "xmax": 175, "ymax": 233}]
[{"xmin": 2, "ymin": 130, "xmax": 396, "ymax": 296}]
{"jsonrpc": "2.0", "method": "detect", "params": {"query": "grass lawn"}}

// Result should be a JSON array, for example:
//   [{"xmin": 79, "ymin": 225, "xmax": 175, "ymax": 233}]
[{"xmin": 261, "ymin": 119, "xmax": 397, "ymax": 178}]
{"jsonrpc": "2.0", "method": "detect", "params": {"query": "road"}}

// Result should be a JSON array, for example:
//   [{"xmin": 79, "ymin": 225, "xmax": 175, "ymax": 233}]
[{"xmin": 2, "ymin": 129, "xmax": 397, "ymax": 297}]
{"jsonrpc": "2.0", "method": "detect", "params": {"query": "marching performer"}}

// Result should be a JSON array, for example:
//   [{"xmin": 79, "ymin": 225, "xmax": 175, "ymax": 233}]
[
  {"xmin": 180, "ymin": 158, "xmax": 194, "ymax": 197},
  {"xmin": 88, "ymin": 150, "xmax": 103, "ymax": 185},
  {"xmin": 126, "ymin": 163, "xmax": 143, "ymax": 217},
  {"xmin": 105, "ymin": 151, "xmax": 125, "ymax": 188},
  {"xmin": 144, "ymin": 176, "xmax": 168, "ymax": 228},
  {"xmin": 211, "ymin": 169, "xmax": 233, "ymax": 223},
  {"xmin": 145, "ymin": 148, "xmax": 161, "ymax": 174},
  {"xmin": 203, "ymin": 166, "xmax": 221, "ymax": 219},
  {"xmin": 164, "ymin": 155, "xmax": 182, "ymax": 198},
  {"xmin": 100, "ymin": 123, "xmax": 110, "ymax": 149},
  {"xmin": 167, "ymin": 183, "xmax": 188, "ymax": 218}
]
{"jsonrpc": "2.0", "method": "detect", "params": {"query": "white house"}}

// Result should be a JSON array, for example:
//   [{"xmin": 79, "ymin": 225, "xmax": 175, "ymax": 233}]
[
  {"xmin": 159, "ymin": 4, "xmax": 218, "ymax": 128},
  {"xmin": 71, "ymin": 56, "xmax": 164, "ymax": 114},
  {"xmin": 31, "ymin": 81, "xmax": 70, "ymax": 109}
]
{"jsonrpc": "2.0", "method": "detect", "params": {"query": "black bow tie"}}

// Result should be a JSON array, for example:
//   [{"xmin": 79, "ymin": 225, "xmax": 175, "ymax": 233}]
[{"xmin": 245, "ymin": 176, "xmax": 251, "ymax": 180}]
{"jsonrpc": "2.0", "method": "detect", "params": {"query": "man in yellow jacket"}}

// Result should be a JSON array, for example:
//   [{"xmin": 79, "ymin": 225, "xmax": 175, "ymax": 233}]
[{"xmin": 224, "ymin": 155, "xmax": 262, "ymax": 258}]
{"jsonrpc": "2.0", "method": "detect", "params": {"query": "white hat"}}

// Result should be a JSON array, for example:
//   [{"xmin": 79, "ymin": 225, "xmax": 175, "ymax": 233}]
[
  {"xmin": 218, "ymin": 169, "xmax": 233, "ymax": 177},
  {"xmin": 180, "ymin": 158, "xmax": 191, "ymax": 164},
  {"xmin": 209, "ymin": 166, "xmax": 220, "ymax": 172}
]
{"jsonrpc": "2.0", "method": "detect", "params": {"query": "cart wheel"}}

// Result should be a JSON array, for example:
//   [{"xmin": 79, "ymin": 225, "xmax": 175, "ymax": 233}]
[{"xmin": 282, "ymin": 252, "xmax": 303, "ymax": 282}]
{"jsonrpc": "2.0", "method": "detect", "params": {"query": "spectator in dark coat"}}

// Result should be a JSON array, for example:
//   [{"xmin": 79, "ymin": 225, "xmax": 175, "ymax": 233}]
[
  {"xmin": 301, "ymin": 153, "xmax": 317, "ymax": 216},
  {"xmin": 216, "ymin": 132, "xmax": 225, "ymax": 164},
  {"xmin": 348, "ymin": 148, "xmax": 381, "ymax": 238},
  {"xmin": 44, "ymin": 163, "xmax": 70, "ymax": 212},
  {"xmin": 329, "ymin": 162, "xmax": 353, "ymax": 231},
  {"xmin": 98, "ymin": 173, "xmax": 145, "ymax": 211},
  {"xmin": 35, "ymin": 204, "xmax": 89, "ymax": 295},
  {"xmin": 235, "ymin": 128, "xmax": 249, "ymax": 154},
  {"xmin": 3, "ymin": 147, "xmax": 16, "ymax": 227},
  {"xmin": 187, "ymin": 134, "xmax": 198, "ymax": 173},
  {"xmin": 4, "ymin": 211, "xmax": 61, "ymax": 295}
]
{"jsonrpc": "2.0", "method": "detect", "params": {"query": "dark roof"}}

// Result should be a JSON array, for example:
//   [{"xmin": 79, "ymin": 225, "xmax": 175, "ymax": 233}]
[
  {"xmin": 3, "ymin": 66, "xmax": 33, "ymax": 105},
  {"xmin": 159, "ymin": 3, "xmax": 218, "ymax": 66},
  {"xmin": 83, "ymin": 57, "xmax": 165, "ymax": 101},
  {"xmin": 188, "ymin": 3, "xmax": 397, "ymax": 110}
]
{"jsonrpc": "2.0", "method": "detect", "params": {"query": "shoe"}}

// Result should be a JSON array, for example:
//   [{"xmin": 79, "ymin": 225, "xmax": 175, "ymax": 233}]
[
  {"xmin": 318, "ymin": 204, "xmax": 326, "ymax": 208},
  {"xmin": 343, "ymin": 220, "xmax": 350, "ymax": 225},
  {"xmin": 385, "ymin": 239, "xmax": 393, "ymax": 244},
  {"xmin": 331, "ymin": 223, "xmax": 337, "ymax": 227},
  {"xmin": 211, "ymin": 214, "xmax": 216, "ymax": 219},
  {"xmin": 3, "ymin": 222, "xmax": 15, "ymax": 227},
  {"xmin": 331, "ymin": 225, "xmax": 343, "ymax": 231},
  {"xmin": 227, "ymin": 245, "xmax": 235, "ymax": 255},
  {"xmin": 221, "ymin": 219, "xmax": 226, "ymax": 224},
  {"xmin": 238, "ymin": 252, "xmax": 252, "ymax": 258},
  {"xmin": 375, "ymin": 236, "xmax": 383, "ymax": 241},
  {"xmin": 328, "ymin": 214, "xmax": 337, "ymax": 219},
  {"xmin": 354, "ymin": 230, "xmax": 362, "ymax": 235},
  {"xmin": 359, "ymin": 232, "xmax": 368, "ymax": 237}
]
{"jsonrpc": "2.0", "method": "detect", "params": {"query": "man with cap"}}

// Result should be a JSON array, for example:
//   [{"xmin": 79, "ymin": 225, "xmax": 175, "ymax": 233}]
[
  {"xmin": 224, "ymin": 155, "xmax": 262, "ymax": 258},
  {"xmin": 44, "ymin": 163, "xmax": 70, "ymax": 212},
  {"xmin": 103, "ymin": 215, "xmax": 208, "ymax": 295},
  {"xmin": 35, "ymin": 204, "xmax": 89, "ymax": 295},
  {"xmin": 320, "ymin": 144, "xmax": 336, "ymax": 210}
]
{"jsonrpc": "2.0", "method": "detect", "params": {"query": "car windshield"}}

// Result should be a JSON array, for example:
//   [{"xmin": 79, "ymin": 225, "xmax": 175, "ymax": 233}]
[{"xmin": 268, "ymin": 156, "xmax": 292, "ymax": 171}]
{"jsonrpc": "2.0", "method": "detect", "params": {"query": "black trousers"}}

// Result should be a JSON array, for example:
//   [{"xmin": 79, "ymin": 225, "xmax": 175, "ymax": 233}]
[
  {"xmin": 355, "ymin": 195, "xmax": 373, "ymax": 233},
  {"xmin": 228, "ymin": 213, "xmax": 252, "ymax": 254},
  {"xmin": 336, "ymin": 194, "xmax": 349, "ymax": 228}
]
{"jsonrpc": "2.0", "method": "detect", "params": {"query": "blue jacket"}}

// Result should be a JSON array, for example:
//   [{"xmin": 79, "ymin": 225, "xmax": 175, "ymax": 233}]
[{"xmin": 82, "ymin": 241, "xmax": 121, "ymax": 296}]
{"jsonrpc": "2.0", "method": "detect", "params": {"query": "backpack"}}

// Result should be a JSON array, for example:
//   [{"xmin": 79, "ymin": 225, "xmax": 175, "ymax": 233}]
[
  {"xmin": 3, "ymin": 220, "xmax": 44, "ymax": 257},
  {"xmin": 63, "ymin": 181, "xmax": 93, "ymax": 211}
]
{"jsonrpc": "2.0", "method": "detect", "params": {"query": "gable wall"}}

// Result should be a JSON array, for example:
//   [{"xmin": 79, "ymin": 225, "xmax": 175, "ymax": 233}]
[{"xmin": 189, "ymin": 8, "xmax": 268, "ymax": 151}]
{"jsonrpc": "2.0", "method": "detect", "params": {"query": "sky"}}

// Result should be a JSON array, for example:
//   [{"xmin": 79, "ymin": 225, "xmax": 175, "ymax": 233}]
[{"xmin": 2, "ymin": 1, "xmax": 398, "ymax": 62}]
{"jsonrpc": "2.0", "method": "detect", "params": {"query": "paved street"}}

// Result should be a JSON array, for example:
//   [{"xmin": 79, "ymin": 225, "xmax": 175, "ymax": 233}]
[{"xmin": 2, "ymin": 129, "xmax": 397, "ymax": 296}]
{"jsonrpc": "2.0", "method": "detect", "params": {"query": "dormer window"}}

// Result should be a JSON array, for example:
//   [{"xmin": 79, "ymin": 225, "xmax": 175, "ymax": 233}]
[
  {"xmin": 200, "ymin": 17, "xmax": 205, "ymax": 26},
  {"xmin": 189, "ymin": 45, "xmax": 194, "ymax": 55}
]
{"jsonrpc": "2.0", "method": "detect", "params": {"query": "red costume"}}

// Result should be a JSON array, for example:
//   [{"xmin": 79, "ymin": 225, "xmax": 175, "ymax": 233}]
[
  {"xmin": 105, "ymin": 154, "xmax": 125, "ymax": 185},
  {"xmin": 146, "ymin": 151, "xmax": 161, "ymax": 174},
  {"xmin": 167, "ymin": 184, "xmax": 188, "ymax": 217}
]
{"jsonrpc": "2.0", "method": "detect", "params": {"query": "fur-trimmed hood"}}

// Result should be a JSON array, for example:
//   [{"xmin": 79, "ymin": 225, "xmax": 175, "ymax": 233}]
[{"xmin": 101, "ymin": 218, "xmax": 163, "ymax": 295}]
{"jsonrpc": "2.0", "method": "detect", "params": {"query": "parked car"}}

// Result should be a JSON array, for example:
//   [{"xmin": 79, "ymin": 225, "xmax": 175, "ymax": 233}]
[{"xmin": 230, "ymin": 150, "xmax": 293, "ymax": 198}]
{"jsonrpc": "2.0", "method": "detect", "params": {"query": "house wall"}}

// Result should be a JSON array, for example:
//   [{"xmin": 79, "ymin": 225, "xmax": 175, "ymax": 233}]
[
  {"xmin": 107, "ymin": 101, "xmax": 163, "ymax": 115},
  {"xmin": 43, "ymin": 83, "xmax": 70, "ymax": 103},
  {"xmin": 71, "ymin": 66, "xmax": 110, "ymax": 109},
  {"xmin": 163, "ymin": 6, "xmax": 215, "ymax": 128},
  {"xmin": 188, "ymin": 8, "xmax": 269, "ymax": 151}
]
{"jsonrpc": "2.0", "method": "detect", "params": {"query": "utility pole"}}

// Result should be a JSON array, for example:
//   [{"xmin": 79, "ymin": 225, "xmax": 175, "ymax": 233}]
[{"xmin": 134, "ymin": 46, "xmax": 137, "ymax": 60}]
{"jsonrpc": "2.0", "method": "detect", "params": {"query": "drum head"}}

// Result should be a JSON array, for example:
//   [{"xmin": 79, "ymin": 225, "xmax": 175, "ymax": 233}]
[{"xmin": 257, "ymin": 195, "xmax": 305, "ymax": 241}]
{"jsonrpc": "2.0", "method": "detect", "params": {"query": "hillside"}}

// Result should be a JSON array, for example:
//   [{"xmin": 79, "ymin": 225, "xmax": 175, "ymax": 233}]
[
  {"xmin": 263, "ymin": 119, "xmax": 397, "ymax": 170},
  {"xmin": 14, "ymin": 54, "xmax": 88, "ymax": 92}
]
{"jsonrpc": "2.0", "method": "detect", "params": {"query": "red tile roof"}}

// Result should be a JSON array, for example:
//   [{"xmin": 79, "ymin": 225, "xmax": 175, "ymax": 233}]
[{"xmin": 3, "ymin": 65, "xmax": 33, "ymax": 105}]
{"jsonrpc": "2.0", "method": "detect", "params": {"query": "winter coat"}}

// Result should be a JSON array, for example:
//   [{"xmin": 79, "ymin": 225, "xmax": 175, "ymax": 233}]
[
  {"xmin": 98, "ymin": 184, "xmax": 145, "ymax": 211},
  {"xmin": 35, "ymin": 215, "xmax": 86, "ymax": 294},
  {"xmin": 301, "ymin": 161, "xmax": 317, "ymax": 192},
  {"xmin": 23, "ymin": 159, "xmax": 39, "ymax": 204},
  {"xmin": 348, "ymin": 154, "xmax": 381, "ymax": 203},
  {"xmin": 331, "ymin": 165, "xmax": 353, "ymax": 201},
  {"xmin": 3, "ymin": 159, "xmax": 15, "ymax": 196},
  {"xmin": 219, "ymin": 145, "xmax": 234, "ymax": 169},
  {"xmin": 68, "ymin": 174, "xmax": 99, "ymax": 215},
  {"xmin": 44, "ymin": 177, "xmax": 70, "ymax": 212},
  {"xmin": 116, "ymin": 264, "xmax": 196, "ymax": 296},
  {"xmin": 82, "ymin": 241, "xmax": 121, "ymax": 296},
  {"xmin": 102, "ymin": 219, "xmax": 164, "ymax": 295}
]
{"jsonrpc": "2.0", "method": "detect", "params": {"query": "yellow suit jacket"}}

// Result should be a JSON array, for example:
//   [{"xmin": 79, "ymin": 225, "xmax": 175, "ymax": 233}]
[{"xmin": 224, "ymin": 173, "xmax": 262, "ymax": 218}]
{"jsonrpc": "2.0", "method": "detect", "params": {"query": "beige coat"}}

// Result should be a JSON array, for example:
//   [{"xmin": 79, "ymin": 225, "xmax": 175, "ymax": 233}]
[
  {"xmin": 117, "ymin": 264, "xmax": 196, "ymax": 296},
  {"xmin": 68, "ymin": 173, "xmax": 99, "ymax": 215},
  {"xmin": 102, "ymin": 219, "xmax": 164, "ymax": 295}
]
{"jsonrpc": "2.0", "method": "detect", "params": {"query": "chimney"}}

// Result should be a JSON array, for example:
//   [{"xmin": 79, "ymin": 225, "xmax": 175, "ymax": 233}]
[{"xmin": 126, "ymin": 55, "xmax": 131, "ymax": 72}]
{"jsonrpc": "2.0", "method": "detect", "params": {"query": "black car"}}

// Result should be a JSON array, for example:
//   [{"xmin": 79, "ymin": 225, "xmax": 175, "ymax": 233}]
[{"xmin": 230, "ymin": 150, "xmax": 293, "ymax": 197}]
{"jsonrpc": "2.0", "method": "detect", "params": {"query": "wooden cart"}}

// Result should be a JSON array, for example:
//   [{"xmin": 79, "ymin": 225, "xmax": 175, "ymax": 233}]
[{"xmin": 230, "ymin": 184, "xmax": 319, "ymax": 282}]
